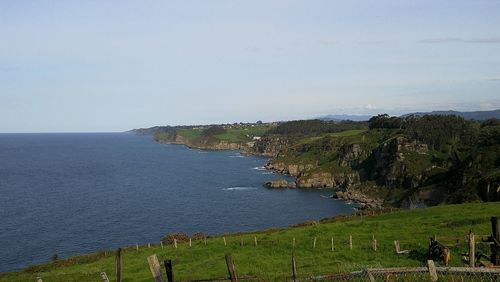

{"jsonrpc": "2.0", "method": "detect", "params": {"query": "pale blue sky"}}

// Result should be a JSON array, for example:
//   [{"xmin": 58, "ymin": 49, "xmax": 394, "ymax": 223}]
[{"xmin": 1, "ymin": 0, "xmax": 499, "ymax": 132}]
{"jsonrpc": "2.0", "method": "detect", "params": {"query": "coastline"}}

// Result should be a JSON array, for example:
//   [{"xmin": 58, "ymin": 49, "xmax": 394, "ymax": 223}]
[{"xmin": 157, "ymin": 138, "xmax": 382, "ymax": 210}]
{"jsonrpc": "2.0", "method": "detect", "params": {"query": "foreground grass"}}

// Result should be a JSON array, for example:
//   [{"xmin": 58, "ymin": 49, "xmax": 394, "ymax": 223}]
[{"xmin": 1, "ymin": 202, "xmax": 498, "ymax": 281}]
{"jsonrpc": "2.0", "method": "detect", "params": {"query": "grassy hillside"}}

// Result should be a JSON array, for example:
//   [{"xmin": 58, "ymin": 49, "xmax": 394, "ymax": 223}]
[
  {"xmin": 156, "ymin": 125, "xmax": 273, "ymax": 146},
  {"xmin": 2, "ymin": 202, "xmax": 498, "ymax": 281}
]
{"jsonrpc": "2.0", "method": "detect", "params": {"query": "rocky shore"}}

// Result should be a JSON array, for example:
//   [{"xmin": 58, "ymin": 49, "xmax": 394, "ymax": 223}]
[
  {"xmin": 264, "ymin": 180, "xmax": 383, "ymax": 209},
  {"xmin": 333, "ymin": 190, "xmax": 383, "ymax": 209}
]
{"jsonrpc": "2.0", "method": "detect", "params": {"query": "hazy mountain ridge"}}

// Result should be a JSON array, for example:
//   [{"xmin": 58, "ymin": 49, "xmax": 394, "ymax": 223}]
[{"xmin": 402, "ymin": 109, "xmax": 500, "ymax": 120}]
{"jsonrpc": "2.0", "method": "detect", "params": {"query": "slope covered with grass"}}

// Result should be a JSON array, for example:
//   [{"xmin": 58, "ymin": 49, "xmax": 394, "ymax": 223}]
[{"xmin": 2, "ymin": 202, "xmax": 498, "ymax": 281}]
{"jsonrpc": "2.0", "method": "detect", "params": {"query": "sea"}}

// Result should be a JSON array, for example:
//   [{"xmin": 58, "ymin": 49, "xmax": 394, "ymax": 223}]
[{"xmin": 0, "ymin": 133, "xmax": 355, "ymax": 272}]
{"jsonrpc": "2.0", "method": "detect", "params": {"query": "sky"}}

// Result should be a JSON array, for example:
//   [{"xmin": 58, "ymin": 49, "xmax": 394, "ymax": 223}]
[{"xmin": 1, "ymin": 0, "xmax": 499, "ymax": 132}]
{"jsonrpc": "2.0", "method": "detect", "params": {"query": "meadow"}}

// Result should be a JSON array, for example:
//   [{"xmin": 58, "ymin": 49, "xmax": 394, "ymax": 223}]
[{"xmin": 1, "ymin": 202, "xmax": 498, "ymax": 281}]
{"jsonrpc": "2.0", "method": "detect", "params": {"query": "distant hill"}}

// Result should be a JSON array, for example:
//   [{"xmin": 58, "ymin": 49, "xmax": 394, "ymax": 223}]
[
  {"xmin": 319, "ymin": 114, "xmax": 372, "ymax": 121},
  {"xmin": 127, "ymin": 126, "xmax": 172, "ymax": 136},
  {"xmin": 402, "ymin": 109, "xmax": 500, "ymax": 120}
]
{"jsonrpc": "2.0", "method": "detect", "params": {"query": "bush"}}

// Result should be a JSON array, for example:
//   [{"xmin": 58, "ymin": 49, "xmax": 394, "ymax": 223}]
[
  {"xmin": 192, "ymin": 232, "xmax": 210, "ymax": 240},
  {"xmin": 161, "ymin": 233, "xmax": 190, "ymax": 245}
]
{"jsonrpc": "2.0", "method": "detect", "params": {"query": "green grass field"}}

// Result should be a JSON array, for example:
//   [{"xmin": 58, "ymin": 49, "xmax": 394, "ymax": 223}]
[
  {"xmin": 174, "ymin": 125, "xmax": 271, "ymax": 145},
  {"xmin": 214, "ymin": 126, "xmax": 270, "ymax": 143},
  {"xmin": 1, "ymin": 202, "xmax": 498, "ymax": 281}
]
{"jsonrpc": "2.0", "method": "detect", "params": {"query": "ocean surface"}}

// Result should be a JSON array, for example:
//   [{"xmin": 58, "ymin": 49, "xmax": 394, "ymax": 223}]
[{"xmin": 0, "ymin": 133, "xmax": 355, "ymax": 272}]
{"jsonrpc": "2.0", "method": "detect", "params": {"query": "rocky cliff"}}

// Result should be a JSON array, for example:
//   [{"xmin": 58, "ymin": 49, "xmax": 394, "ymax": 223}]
[
  {"xmin": 251, "ymin": 136, "xmax": 293, "ymax": 157},
  {"xmin": 262, "ymin": 133, "xmax": 443, "ymax": 209},
  {"xmin": 156, "ymin": 134, "xmax": 249, "ymax": 151},
  {"xmin": 360, "ymin": 136, "xmax": 431, "ymax": 189},
  {"xmin": 297, "ymin": 171, "xmax": 360, "ymax": 188}
]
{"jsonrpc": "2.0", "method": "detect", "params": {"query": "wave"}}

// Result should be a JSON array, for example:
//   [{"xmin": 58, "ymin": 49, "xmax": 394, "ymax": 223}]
[
  {"xmin": 229, "ymin": 154, "xmax": 245, "ymax": 158},
  {"xmin": 252, "ymin": 166, "xmax": 267, "ymax": 171},
  {"xmin": 222, "ymin": 186, "xmax": 257, "ymax": 191}
]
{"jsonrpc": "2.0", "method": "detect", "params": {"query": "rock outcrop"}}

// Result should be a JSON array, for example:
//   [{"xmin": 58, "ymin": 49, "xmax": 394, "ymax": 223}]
[
  {"xmin": 265, "ymin": 162, "xmax": 315, "ymax": 177},
  {"xmin": 297, "ymin": 171, "xmax": 359, "ymax": 188},
  {"xmin": 337, "ymin": 144, "xmax": 363, "ymax": 167},
  {"xmin": 264, "ymin": 179, "xmax": 290, "ymax": 189},
  {"xmin": 251, "ymin": 136, "xmax": 292, "ymax": 157},
  {"xmin": 361, "ymin": 136, "xmax": 431, "ymax": 188},
  {"xmin": 334, "ymin": 190, "xmax": 383, "ymax": 209},
  {"xmin": 157, "ymin": 135, "xmax": 247, "ymax": 151}
]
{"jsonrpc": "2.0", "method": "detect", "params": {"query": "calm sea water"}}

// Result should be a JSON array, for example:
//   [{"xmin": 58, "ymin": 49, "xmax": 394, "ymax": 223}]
[{"xmin": 0, "ymin": 133, "xmax": 355, "ymax": 272}]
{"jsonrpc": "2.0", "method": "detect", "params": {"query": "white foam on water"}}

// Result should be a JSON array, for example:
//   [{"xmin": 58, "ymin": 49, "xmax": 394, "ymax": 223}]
[
  {"xmin": 252, "ymin": 166, "xmax": 267, "ymax": 171},
  {"xmin": 222, "ymin": 186, "xmax": 257, "ymax": 191},
  {"xmin": 229, "ymin": 155, "xmax": 245, "ymax": 158}
]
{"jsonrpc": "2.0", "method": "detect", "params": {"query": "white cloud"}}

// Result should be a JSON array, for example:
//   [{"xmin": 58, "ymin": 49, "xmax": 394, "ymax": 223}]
[{"xmin": 365, "ymin": 104, "xmax": 375, "ymax": 110}]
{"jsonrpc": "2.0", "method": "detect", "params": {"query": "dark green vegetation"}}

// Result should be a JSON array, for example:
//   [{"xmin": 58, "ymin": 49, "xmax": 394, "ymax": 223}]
[
  {"xmin": 266, "ymin": 119, "xmax": 367, "ymax": 136},
  {"xmin": 262, "ymin": 115, "xmax": 500, "ymax": 207},
  {"xmin": 2, "ymin": 202, "xmax": 498, "ymax": 281}
]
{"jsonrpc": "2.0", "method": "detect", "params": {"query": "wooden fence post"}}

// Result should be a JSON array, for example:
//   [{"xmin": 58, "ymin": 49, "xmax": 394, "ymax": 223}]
[
  {"xmin": 313, "ymin": 237, "xmax": 317, "ymax": 249},
  {"xmin": 293, "ymin": 237, "xmax": 296, "ymax": 248},
  {"xmin": 147, "ymin": 254, "xmax": 165, "ymax": 282},
  {"xmin": 240, "ymin": 237, "xmax": 243, "ymax": 246},
  {"xmin": 115, "ymin": 248, "xmax": 122, "ymax": 282},
  {"xmin": 148, "ymin": 243, "xmax": 151, "ymax": 248},
  {"xmin": 136, "ymin": 243, "xmax": 139, "ymax": 251},
  {"xmin": 349, "ymin": 235, "xmax": 353, "ymax": 250},
  {"xmin": 225, "ymin": 254, "xmax": 238, "ymax": 282},
  {"xmin": 331, "ymin": 237, "xmax": 334, "ymax": 252},
  {"xmin": 469, "ymin": 230, "xmax": 475, "ymax": 267},
  {"xmin": 491, "ymin": 217, "xmax": 500, "ymax": 265},
  {"xmin": 36, "ymin": 277, "xmax": 43, "ymax": 282},
  {"xmin": 291, "ymin": 253, "xmax": 298, "ymax": 282},
  {"xmin": 174, "ymin": 239, "xmax": 177, "ymax": 249},
  {"xmin": 372, "ymin": 235, "xmax": 377, "ymax": 252},
  {"xmin": 161, "ymin": 241, "xmax": 164, "ymax": 249},
  {"xmin": 223, "ymin": 237, "xmax": 227, "ymax": 246},
  {"xmin": 427, "ymin": 260, "xmax": 438, "ymax": 282},
  {"xmin": 100, "ymin": 272, "xmax": 110, "ymax": 282},
  {"xmin": 366, "ymin": 270, "xmax": 375, "ymax": 282},
  {"xmin": 164, "ymin": 259, "xmax": 173, "ymax": 282},
  {"xmin": 189, "ymin": 238, "xmax": 192, "ymax": 247},
  {"xmin": 254, "ymin": 236, "xmax": 258, "ymax": 247}
]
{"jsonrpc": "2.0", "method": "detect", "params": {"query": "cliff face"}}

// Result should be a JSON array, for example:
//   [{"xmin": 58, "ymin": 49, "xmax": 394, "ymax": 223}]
[
  {"xmin": 337, "ymin": 144, "xmax": 363, "ymax": 167},
  {"xmin": 360, "ymin": 136, "xmax": 431, "ymax": 189},
  {"xmin": 265, "ymin": 162, "xmax": 315, "ymax": 177},
  {"xmin": 262, "ymin": 134, "xmax": 440, "ymax": 204},
  {"xmin": 297, "ymin": 171, "xmax": 359, "ymax": 188},
  {"xmin": 251, "ymin": 136, "xmax": 293, "ymax": 157},
  {"xmin": 157, "ymin": 134, "xmax": 248, "ymax": 151}
]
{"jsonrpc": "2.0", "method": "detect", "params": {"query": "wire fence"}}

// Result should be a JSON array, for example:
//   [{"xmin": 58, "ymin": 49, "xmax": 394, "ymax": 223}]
[{"xmin": 292, "ymin": 266, "xmax": 500, "ymax": 282}]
